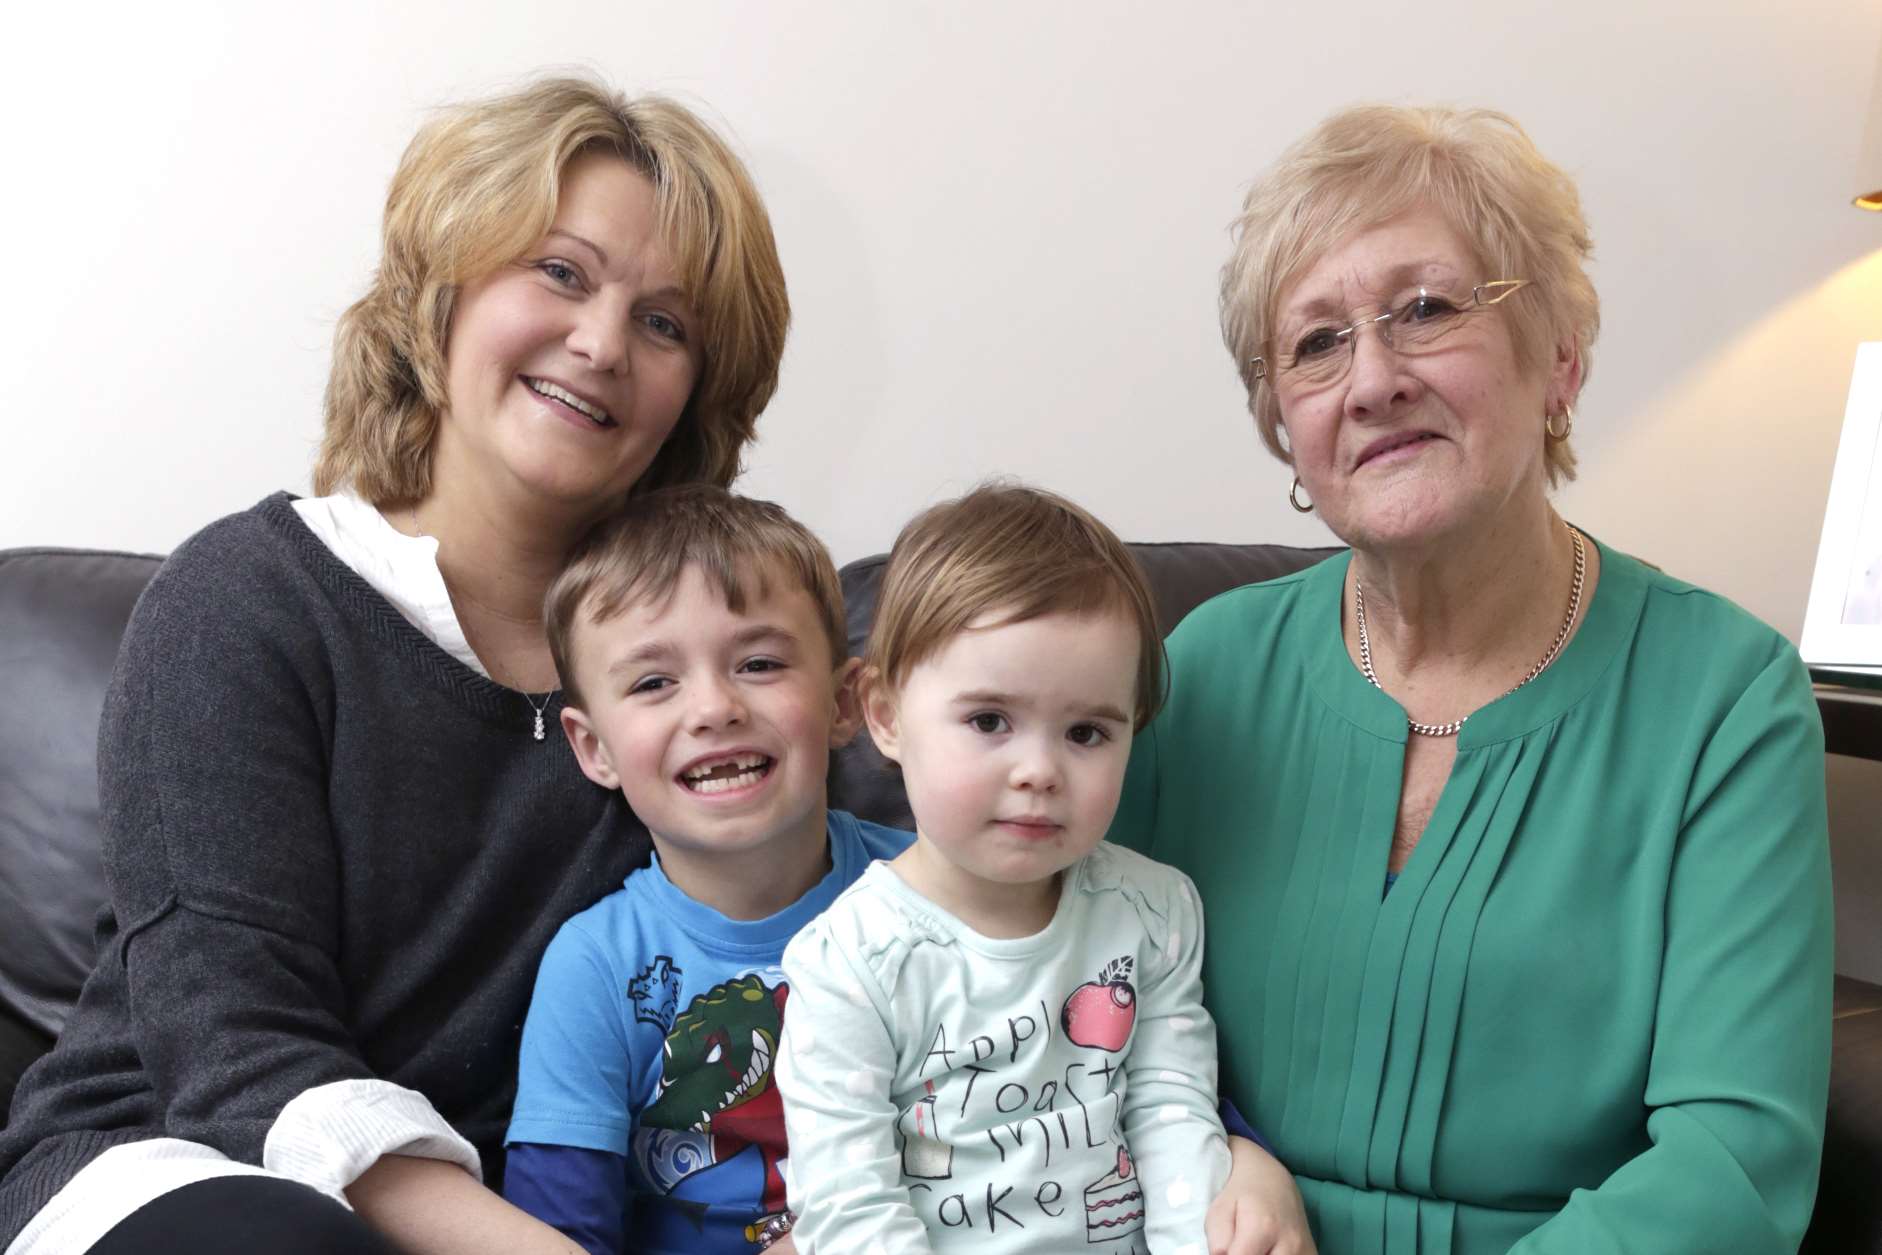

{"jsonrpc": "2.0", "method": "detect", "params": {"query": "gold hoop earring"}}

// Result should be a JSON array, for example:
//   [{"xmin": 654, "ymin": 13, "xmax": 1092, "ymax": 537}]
[
  {"xmin": 1546, "ymin": 403, "xmax": 1574, "ymax": 441},
  {"xmin": 1288, "ymin": 475, "xmax": 1314, "ymax": 513}
]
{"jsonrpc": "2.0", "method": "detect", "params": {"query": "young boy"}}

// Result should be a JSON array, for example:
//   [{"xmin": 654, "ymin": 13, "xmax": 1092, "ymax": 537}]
[{"xmin": 502, "ymin": 485, "xmax": 911, "ymax": 1255}]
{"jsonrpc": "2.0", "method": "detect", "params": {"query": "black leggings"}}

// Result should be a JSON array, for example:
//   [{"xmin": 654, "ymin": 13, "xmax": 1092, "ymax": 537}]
[{"xmin": 89, "ymin": 1174, "xmax": 401, "ymax": 1254}]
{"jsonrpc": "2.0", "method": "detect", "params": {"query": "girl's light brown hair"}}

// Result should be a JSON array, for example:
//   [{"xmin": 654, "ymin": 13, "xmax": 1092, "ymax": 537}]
[
  {"xmin": 545, "ymin": 485, "xmax": 846, "ymax": 711},
  {"xmin": 315, "ymin": 74, "xmax": 789, "ymax": 504},
  {"xmin": 865, "ymin": 483, "xmax": 1165, "ymax": 730},
  {"xmin": 1219, "ymin": 104, "xmax": 1599, "ymax": 487}
]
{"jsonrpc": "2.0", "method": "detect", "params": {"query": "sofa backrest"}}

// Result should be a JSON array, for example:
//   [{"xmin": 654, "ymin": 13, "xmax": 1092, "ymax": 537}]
[
  {"xmin": 0, "ymin": 549, "xmax": 163, "ymax": 1043},
  {"xmin": 0, "ymin": 539, "xmax": 1336, "ymax": 1097},
  {"xmin": 830, "ymin": 541, "xmax": 1341, "ymax": 829}
]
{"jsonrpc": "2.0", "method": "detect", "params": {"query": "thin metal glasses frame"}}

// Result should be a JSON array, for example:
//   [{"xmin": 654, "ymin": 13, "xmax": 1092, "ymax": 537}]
[{"xmin": 1249, "ymin": 279, "xmax": 1529, "ymax": 383}]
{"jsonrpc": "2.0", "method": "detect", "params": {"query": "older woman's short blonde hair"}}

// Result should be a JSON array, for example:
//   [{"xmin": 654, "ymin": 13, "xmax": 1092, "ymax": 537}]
[
  {"xmin": 1219, "ymin": 105, "xmax": 1599, "ymax": 486},
  {"xmin": 314, "ymin": 75, "xmax": 789, "ymax": 504}
]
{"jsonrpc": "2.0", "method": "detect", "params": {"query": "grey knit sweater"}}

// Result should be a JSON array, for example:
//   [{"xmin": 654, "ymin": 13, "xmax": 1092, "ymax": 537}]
[{"xmin": 0, "ymin": 494, "xmax": 650, "ymax": 1244}]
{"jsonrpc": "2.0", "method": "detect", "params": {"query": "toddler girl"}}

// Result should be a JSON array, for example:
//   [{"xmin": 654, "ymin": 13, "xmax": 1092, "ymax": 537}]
[{"xmin": 777, "ymin": 484, "xmax": 1243, "ymax": 1254}]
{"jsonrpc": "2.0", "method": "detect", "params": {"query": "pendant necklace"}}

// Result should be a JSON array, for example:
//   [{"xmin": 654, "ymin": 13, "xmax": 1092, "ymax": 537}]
[
  {"xmin": 481, "ymin": 643, "xmax": 555, "ymax": 742},
  {"xmin": 516, "ymin": 687, "xmax": 553, "ymax": 741},
  {"xmin": 407, "ymin": 506, "xmax": 555, "ymax": 741},
  {"xmin": 483, "ymin": 647, "xmax": 555, "ymax": 742}
]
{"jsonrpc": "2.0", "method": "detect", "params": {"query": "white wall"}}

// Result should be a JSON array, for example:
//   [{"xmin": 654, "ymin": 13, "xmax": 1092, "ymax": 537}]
[{"xmin": 3, "ymin": 0, "xmax": 1881, "ymax": 644}]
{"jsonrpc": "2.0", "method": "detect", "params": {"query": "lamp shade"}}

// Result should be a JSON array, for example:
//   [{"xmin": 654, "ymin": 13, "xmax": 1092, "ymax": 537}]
[{"xmin": 1859, "ymin": 30, "xmax": 1882, "ymax": 211}]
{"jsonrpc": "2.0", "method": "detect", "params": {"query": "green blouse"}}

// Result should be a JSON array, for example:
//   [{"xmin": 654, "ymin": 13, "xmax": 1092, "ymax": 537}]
[{"xmin": 1111, "ymin": 539, "xmax": 1831, "ymax": 1254}]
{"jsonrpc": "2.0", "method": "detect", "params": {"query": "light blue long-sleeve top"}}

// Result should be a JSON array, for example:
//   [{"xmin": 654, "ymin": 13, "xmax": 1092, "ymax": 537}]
[{"xmin": 776, "ymin": 844, "xmax": 1229, "ymax": 1254}]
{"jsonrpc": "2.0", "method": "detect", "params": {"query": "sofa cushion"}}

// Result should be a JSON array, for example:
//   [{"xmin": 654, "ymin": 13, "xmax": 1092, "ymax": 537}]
[
  {"xmin": 1804, "ymin": 976, "xmax": 1882, "ymax": 1253},
  {"xmin": 0, "ymin": 549, "xmax": 160, "ymax": 1041}
]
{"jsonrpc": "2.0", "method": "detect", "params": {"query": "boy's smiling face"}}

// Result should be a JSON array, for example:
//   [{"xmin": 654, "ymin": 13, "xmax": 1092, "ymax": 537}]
[{"xmin": 561, "ymin": 562, "xmax": 861, "ymax": 903}]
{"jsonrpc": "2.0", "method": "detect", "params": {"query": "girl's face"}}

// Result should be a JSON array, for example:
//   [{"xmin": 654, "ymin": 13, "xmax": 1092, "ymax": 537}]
[
  {"xmin": 865, "ymin": 609, "xmax": 1140, "ymax": 928},
  {"xmin": 433, "ymin": 152, "xmax": 704, "ymax": 519}
]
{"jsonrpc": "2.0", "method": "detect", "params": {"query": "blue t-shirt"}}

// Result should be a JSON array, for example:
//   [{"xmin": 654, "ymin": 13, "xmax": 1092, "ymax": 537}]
[{"xmin": 504, "ymin": 810, "xmax": 912, "ymax": 1254}]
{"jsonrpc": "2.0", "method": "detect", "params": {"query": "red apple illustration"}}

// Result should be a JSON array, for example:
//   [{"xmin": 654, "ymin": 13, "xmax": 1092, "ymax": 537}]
[{"xmin": 1061, "ymin": 956, "xmax": 1136, "ymax": 1051}]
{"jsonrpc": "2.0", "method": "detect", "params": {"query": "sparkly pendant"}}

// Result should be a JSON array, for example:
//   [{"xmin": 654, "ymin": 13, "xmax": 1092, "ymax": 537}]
[{"xmin": 533, "ymin": 710, "xmax": 546, "ymax": 741}]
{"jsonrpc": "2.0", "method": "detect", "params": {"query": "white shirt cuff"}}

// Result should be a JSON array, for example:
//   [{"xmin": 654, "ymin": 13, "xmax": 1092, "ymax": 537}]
[{"xmin": 262, "ymin": 1078, "xmax": 483, "ymax": 1203}]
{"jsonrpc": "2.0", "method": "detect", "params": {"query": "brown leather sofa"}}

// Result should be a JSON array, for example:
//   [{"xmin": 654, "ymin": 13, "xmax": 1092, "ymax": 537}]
[{"xmin": 2, "ymin": 542, "xmax": 1875, "ymax": 1250}]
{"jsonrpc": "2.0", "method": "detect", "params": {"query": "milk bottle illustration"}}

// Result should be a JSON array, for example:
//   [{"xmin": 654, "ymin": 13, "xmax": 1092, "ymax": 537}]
[{"xmin": 898, "ymin": 1081, "xmax": 953, "ymax": 1180}]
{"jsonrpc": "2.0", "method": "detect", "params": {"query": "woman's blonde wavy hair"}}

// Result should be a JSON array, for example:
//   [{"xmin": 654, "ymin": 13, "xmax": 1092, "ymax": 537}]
[
  {"xmin": 1219, "ymin": 105, "xmax": 1599, "ymax": 487},
  {"xmin": 314, "ymin": 75, "xmax": 789, "ymax": 504}
]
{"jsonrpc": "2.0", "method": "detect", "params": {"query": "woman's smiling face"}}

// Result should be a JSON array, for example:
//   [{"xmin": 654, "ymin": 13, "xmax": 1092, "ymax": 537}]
[
  {"xmin": 436, "ymin": 151, "xmax": 704, "ymax": 516},
  {"xmin": 1272, "ymin": 209, "xmax": 1571, "ymax": 554}
]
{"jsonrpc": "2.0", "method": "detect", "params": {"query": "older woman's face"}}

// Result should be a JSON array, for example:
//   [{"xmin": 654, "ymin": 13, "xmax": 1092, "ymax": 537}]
[
  {"xmin": 437, "ymin": 152, "xmax": 704, "ymax": 516},
  {"xmin": 1272, "ymin": 209, "xmax": 1569, "ymax": 554}
]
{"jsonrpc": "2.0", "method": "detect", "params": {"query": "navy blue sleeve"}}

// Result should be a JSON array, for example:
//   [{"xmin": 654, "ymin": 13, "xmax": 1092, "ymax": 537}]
[
  {"xmin": 1219, "ymin": 1096, "xmax": 1275, "ymax": 1155},
  {"xmin": 503, "ymin": 1142, "xmax": 630, "ymax": 1255}
]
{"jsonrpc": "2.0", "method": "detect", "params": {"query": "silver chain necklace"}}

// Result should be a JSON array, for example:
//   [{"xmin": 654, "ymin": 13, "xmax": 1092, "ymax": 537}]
[
  {"xmin": 1354, "ymin": 523, "xmax": 1586, "ymax": 738},
  {"xmin": 483, "ymin": 653, "xmax": 554, "ymax": 742},
  {"xmin": 470, "ymin": 640, "xmax": 554, "ymax": 741},
  {"xmin": 404, "ymin": 506, "xmax": 554, "ymax": 741}
]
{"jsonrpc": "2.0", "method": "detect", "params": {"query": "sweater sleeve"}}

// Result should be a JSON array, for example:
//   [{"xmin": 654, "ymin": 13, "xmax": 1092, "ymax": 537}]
[
  {"xmin": 1509, "ymin": 648, "xmax": 1832, "ymax": 1254},
  {"xmin": 1114, "ymin": 866, "xmax": 1230, "ymax": 1252},
  {"xmin": 776, "ymin": 915, "xmax": 934, "ymax": 1255},
  {"xmin": 96, "ymin": 526, "xmax": 463, "ymax": 1182}
]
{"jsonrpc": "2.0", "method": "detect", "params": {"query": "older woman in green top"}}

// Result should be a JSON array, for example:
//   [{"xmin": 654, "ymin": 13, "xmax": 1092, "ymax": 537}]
[{"xmin": 1112, "ymin": 105, "xmax": 1831, "ymax": 1254}]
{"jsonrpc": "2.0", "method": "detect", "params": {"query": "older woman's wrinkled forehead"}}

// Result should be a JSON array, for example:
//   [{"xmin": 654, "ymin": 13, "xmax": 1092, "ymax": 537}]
[
  {"xmin": 1276, "ymin": 238, "xmax": 1486, "ymax": 335},
  {"xmin": 1266, "ymin": 191, "xmax": 1500, "ymax": 346}
]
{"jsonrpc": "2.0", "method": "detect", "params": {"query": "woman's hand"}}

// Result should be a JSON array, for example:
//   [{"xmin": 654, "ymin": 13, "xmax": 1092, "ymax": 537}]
[{"xmin": 1205, "ymin": 1135, "xmax": 1317, "ymax": 1255}]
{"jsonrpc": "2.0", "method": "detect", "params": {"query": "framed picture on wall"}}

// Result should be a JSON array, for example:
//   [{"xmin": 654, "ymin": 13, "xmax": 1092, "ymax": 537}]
[{"xmin": 1803, "ymin": 342, "xmax": 1882, "ymax": 679}]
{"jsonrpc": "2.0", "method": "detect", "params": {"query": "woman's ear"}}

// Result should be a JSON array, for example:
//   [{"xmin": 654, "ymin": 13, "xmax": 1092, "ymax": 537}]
[
  {"xmin": 560, "ymin": 706, "xmax": 621, "ymax": 790},
  {"xmin": 1548, "ymin": 335, "xmax": 1584, "ymax": 415},
  {"xmin": 859, "ymin": 667, "xmax": 903, "ymax": 764},
  {"xmin": 828, "ymin": 657, "xmax": 866, "ymax": 749}
]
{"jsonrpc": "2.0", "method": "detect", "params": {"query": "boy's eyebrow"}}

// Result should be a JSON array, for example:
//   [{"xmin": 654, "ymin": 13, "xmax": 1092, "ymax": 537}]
[
  {"xmin": 951, "ymin": 689, "xmax": 1130, "ymax": 724},
  {"xmin": 603, "ymin": 623, "xmax": 802, "ymax": 674},
  {"xmin": 728, "ymin": 622, "xmax": 800, "ymax": 649},
  {"xmin": 607, "ymin": 640, "xmax": 676, "ymax": 673}
]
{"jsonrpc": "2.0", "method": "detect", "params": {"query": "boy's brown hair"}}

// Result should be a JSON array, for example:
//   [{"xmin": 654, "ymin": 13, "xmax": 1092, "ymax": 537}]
[
  {"xmin": 865, "ymin": 482, "xmax": 1165, "ymax": 730},
  {"xmin": 546, "ymin": 485, "xmax": 846, "ymax": 709}
]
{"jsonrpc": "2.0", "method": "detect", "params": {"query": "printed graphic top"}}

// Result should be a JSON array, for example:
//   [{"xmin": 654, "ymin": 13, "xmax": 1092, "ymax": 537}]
[
  {"xmin": 776, "ymin": 843, "xmax": 1229, "ymax": 1255},
  {"xmin": 505, "ymin": 809, "xmax": 912, "ymax": 1255}
]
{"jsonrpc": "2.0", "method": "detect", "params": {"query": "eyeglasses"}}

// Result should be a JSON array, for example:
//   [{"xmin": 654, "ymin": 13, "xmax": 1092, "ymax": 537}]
[{"xmin": 1251, "ymin": 279, "xmax": 1529, "ymax": 391}]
